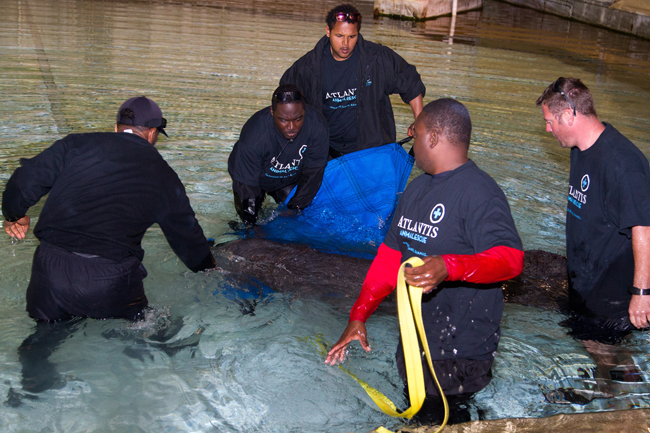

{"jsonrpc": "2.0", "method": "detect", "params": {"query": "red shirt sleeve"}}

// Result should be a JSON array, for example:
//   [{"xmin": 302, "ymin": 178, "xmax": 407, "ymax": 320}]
[
  {"xmin": 349, "ymin": 243, "xmax": 402, "ymax": 323},
  {"xmin": 442, "ymin": 245, "xmax": 524, "ymax": 284}
]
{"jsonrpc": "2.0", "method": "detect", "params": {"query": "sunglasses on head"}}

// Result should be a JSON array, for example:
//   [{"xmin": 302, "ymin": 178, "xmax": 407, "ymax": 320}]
[
  {"xmin": 335, "ymin": 12, "xmax": 361, "ymax": 23},
  {"xmin": 552, "ymin": 78, "xmax": 576, "ymax": 116},
  {"xmin": 272, "ymin": 91, "xmax": 303, "ymax": 104}
]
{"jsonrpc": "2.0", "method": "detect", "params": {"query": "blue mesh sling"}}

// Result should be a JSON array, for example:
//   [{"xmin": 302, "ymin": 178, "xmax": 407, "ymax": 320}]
[{"xmin": 265, "ymin": 142, "xmax": 414, "ymax": 257}]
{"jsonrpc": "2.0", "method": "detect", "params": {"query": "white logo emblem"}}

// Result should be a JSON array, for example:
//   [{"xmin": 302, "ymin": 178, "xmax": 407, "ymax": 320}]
[
  {"xmin": 430, "ymin": 204, "xmax": 445, "ymax": 224},
  {"xmin": 581, "ymin": 174, "xmax": 590, "ymax": 192}
]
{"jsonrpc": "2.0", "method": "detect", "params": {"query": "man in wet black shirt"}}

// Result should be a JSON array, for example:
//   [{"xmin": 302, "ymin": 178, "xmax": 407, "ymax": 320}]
[
  {"xmin": 228, "ymin": 84, "xmax": 329, "ymax": 224},
  {"xmin": 280, "ymin": 4, "xmax": 425, "ymax": 157},
  {"xmin": 2, "ymin": 96, "xmax": 215, "ymax": 322},
  {"xmin": 2, "ymin": 96, "xmax": 215, "ymax": 394},
  {"xmin": 537, "ymin": 77, "xmax": 650, "ymax": 393}
]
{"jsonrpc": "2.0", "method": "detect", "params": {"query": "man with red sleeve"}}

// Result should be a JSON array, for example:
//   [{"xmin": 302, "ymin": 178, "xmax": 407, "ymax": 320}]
[{"xmin": 325, "ymin": 98, "xmax": 524, "ymax": 422}]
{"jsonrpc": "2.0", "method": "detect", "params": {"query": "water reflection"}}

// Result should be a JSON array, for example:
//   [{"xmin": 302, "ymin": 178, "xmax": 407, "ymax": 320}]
[{"xmin": 1, "ymin": 0, "xmax": 650, "ymax": 431}]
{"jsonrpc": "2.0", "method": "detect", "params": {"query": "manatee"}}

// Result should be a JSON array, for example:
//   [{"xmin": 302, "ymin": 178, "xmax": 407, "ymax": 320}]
[{"xmin": 212, "ymin": 239, "xmax": 569, "ymax": 310}]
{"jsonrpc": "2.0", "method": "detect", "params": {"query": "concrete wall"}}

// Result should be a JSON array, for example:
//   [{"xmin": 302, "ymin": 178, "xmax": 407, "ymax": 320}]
[
  {"xmin": 501, "ymin": 0, "xmax": 650, "ymax": 38},
  {"xmin": 374, "ymin": 0, "xmax": 483, "ymax": 20}
]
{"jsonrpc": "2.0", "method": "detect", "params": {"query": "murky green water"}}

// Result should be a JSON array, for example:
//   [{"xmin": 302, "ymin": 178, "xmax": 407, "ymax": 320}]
[{"xmin": 1, "ymin": 0, "xmax": 650, "ymax": 431}]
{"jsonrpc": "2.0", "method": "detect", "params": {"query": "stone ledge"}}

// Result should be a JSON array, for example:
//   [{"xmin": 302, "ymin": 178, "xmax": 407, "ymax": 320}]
[
  {"xmin": 502, "ymin": 0, "xmax": 650, "ymax": 38},
  {"xmin": 374, "ymin": 0, "xmax": 484, "ymax": 20}
]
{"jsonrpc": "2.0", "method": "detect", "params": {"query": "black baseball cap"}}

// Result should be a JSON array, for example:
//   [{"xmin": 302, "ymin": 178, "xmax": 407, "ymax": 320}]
[{"xmin": 116, "ymin": 96, "xmax": 168, "ymax": 137}]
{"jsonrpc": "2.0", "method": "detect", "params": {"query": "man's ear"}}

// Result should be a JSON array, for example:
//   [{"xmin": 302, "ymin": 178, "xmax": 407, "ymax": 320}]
[
  {"xmin": 325, "ymin": 25, "xmax": 331, "ymax": 38},
  {"xmin": 115, "ymin": 124, "xmax": 118, "ymax": 132},
  {"xmin": 565, "ymin": 109, "xmax": 575, "ymax": 127},
  {"xmin": 429, "ymin": 128, "xmax": 440, "ymax": 149},
  {"xmin": 146, "ymin": 128, "xmax": 159, "ymax": 145}
]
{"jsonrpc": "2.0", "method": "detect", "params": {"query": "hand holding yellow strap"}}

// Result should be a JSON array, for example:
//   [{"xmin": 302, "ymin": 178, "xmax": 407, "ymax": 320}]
[
  {"xmin": 304, "ymin": 257, "xmax": 449, "ymax": 432},
  {"xmin": 324, "ymin": 257, "xmax": 449, "ymax": 431}
]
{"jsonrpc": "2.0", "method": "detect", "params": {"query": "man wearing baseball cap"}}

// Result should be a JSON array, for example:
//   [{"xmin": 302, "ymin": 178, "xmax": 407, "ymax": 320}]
[{"xmin": 3, "ymin": 96, "xmax": 215, "ymax": 323}]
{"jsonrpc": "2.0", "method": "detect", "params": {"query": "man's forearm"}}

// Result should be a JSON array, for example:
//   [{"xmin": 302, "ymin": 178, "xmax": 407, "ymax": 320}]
[
  {"xmin": 632, "ymin": 226, "xmax": 650, "ymax": 289},
  {"xmin": 409, "ymin": 94, "xmax": 424, "ymax": 120},
  {"xmin": 628, "ymin": 226, "xmax": 650, "ymax": 328},
  {"xmin": 349, "ymin": 243, "xmax": 401, "ymax": 322},
  {"xmin": 442, "ymin": 245, "xmax": 524, "ymax": 284}
]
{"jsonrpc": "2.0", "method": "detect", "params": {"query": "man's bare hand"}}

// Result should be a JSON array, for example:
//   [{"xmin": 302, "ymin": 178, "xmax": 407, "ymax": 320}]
[
  {"xmin": 403, "ymin": 255, "xmax": 448, "ymax": 293},
  {"xmin": 4, "ymin": 216, "xmax": 30, "ymax": 240},
  {"xmin": 407, "ymin": 122, "xmax": 416, "ymax": 137},
  {"xmin": 324, "ymin": 320, "xmax": 370, "ymax": 366},
  {"xmin": 629, "ymin": 294, "xmax": 650, "ymax": 329}
]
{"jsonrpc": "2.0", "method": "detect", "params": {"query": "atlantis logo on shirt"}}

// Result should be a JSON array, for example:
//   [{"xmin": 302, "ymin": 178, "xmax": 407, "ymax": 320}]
[
  {"xmin": 397, "ymin": 205, "xmax": 444, "ymax": 244},
  {"xmin": 269, "ymin": 145, "xmax": 306, "ymax": 174},
  {"xmin": 430, "ymin": 204, "xmax": 445, "ymax": 224},
  {"xmin": 568, "ymin": 174, "xmax": 589, "ymax": 209},
  {"xmin": 325, "ymin": 88, "xmax": 357, "ymax": 104}
]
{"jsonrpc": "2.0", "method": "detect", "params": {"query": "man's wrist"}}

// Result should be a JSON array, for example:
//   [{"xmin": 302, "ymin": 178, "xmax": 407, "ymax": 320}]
[{"xmin": 629, "ymin": 286, "xmax": 650, "ymax": 296}]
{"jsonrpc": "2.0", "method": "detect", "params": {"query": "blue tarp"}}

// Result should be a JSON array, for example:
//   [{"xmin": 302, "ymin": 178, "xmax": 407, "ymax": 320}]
[
  {"xmin": 284, "ymin": 142, "xmax": 414, "ymax": 228},
  {"xmin": 250, "ymin": 142, "xmax": 414, "ymax": 258}
]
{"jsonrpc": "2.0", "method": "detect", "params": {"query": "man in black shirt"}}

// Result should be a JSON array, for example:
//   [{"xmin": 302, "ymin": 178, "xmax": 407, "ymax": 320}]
[
  {"xmin": 3, "ymin": 96, "xmax": 215, "ymax": 322},
  {"xmin": 326, "ymin": 99, "xmax": 523, "ymax": 422},
  {"xmin": 228, "ymin": 85, "xmax": 329, "ymax": 224},
  {"xmin": 280, "ymin": 4, "xmax": 425, "ymax": 157},
  {"xmin": 537, "ymin": 77, "xmax": 650, "ymax": 386},
  {"xmin": 3, "ymin": 96, "xmax": 215, "ymax": 394}
]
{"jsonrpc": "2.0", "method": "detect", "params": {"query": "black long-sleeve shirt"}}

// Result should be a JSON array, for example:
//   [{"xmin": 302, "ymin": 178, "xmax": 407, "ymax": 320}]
[
  {"xmin": 228, "ymin": 105, "xmax": 329, "ymax": 209},
  {"xmin": 2, "ymin": 132, "xmax": 214, "ymax": 272}
]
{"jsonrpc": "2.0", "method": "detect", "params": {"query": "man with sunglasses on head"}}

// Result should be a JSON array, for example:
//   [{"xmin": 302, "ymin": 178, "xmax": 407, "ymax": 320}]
[
  {"xmin": 228, "ymin": 84, "xmax": 329, "ymax": 224},
  {"xmin": 2, "ymin": 96, "xmax": 215, "ymax": 323},
  {"xmin": 281, "ymin": 4, "xmax": 425, "ymax": 158},
  {"xmin": 537, "ymin": 78, "xmax": 650, "ymax": 386}
]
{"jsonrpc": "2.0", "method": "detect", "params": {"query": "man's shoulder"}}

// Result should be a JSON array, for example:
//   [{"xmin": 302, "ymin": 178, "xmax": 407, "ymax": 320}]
[
  {"xmin": 598, "ymin": 123, "xmax": 648, "ymax": 170},
  {"xmin": 60, "ymin": 131, "xmax": 113, "ymax": 143},
  {"xmin": 236, "ymin": 107, "xmax": 273, "ymax": 148},
  {"xmin": 55, "ymin": 132, "xmax": 152, "ymax": 153},
  {"xmin": 465, "ymin": 162, "xmax": 508, "ymax": 198},
  {"xmin": 358, "ymin": 35, "xmax": 401, "ymax": 60},
  {"xmin": 241, "ymin": 107, "xmax": 272, "ymax": 133},
  {"xmin": 285, "ymin": 36, "xmax": 328, "ymax": 71},
  {"xmin": 439, "ymin": 161, "xmax": 506, "ymax": 200},
  {"xmin": 401, "ymin": 172, "xmax": 430, "ymax": 196},
  {"xmin": 248, "ymin": 106, "xmax": 272, "ymax": 123}
]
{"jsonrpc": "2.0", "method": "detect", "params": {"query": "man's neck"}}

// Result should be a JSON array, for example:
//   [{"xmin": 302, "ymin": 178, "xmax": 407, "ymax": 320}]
[
  {"xmin": 576, "ymin": 117, "xmax": 606, "ymax": 151},
  {"xmin": 431, "ymin": 156, "xmax": 468, "ymax": 175}
]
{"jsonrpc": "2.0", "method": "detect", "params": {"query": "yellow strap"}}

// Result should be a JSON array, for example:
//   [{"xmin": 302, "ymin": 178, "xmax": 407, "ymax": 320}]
[{"xmin": 303, "ymin": 257, "xmax": 449, "ymax": 432}]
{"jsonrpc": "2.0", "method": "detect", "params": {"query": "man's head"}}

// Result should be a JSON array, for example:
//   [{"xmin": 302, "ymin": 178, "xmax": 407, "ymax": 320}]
[
  {"xmin": 325, "ymin": 4, "xmax": 361, "ymax": 61},
  {"xmin": 536, "ymin": 77, "xmax": 598, "ymax": 148},
  {"xmin": 412, "ymin": 98, "xmax": 471, "ymax": 174},
  {"xmin": 271, "ymin": 84, "xmax": 306, "ymax": 140},
  {"xmin": 115, "ymin": 96, "xmax": 168, "ymax": 145}
]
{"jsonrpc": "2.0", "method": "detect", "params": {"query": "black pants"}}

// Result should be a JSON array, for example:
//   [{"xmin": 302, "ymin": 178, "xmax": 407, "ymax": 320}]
[
  {"xmin": 267, "ymin": 183, "xmax": 297, "ymax": 204},
  {"xmin": 27, "ymin": 241, "xmax": 148, "ymax": 321},
  {"xmin": 396, "ymin": 345, "xmax": 493, "ymax": 425},
  {"xmin": 396, "ymin": 344, "xmax": 494, "ymax": 397},
  {"xmin": 560, "ymin": 312, "xmax": 637, "ymax": 345},
  {"xmin": 18, "ymin": 319, "xmax": 81, "ymax": 393}
]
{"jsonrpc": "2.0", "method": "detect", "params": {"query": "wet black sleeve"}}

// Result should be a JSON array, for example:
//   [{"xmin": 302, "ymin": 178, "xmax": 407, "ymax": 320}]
[
  {"xmin": 157, "ymin": 172, "xmax": 215, "ymax": 272},
  {"xmin": 2, "ymin": 139, "xmax": 69, "ymax": 222},
  {"xmin": 232, "ymin": 180, "xmax": 264, "ymax": 224},
  {"xmin": 287, "ymin": 165, "xmax": 325, "ymax": 210},
  {"xmin": 381, "ymin": 47, "xmax": 426, "ymax": 104}
]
